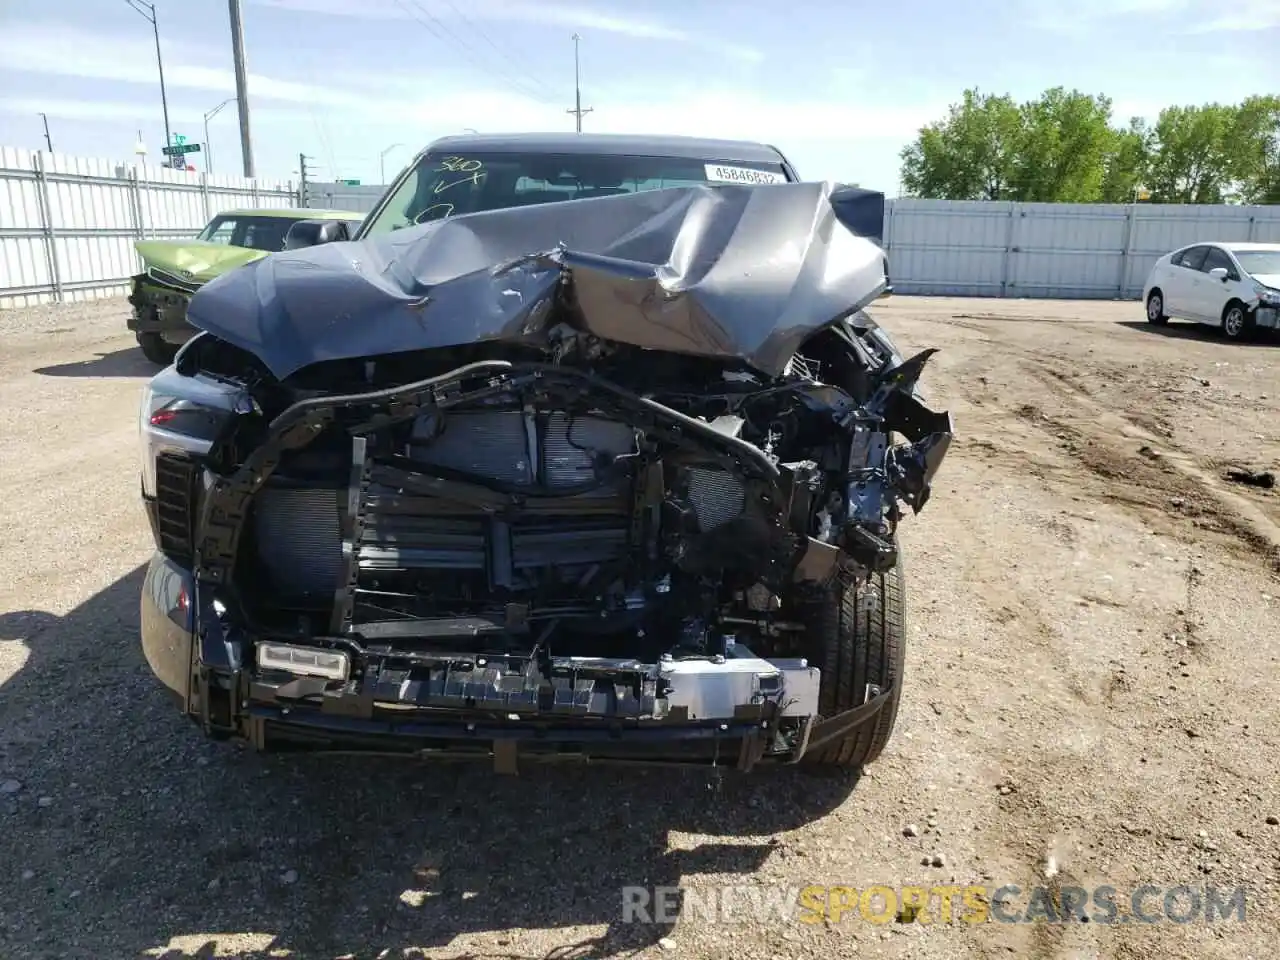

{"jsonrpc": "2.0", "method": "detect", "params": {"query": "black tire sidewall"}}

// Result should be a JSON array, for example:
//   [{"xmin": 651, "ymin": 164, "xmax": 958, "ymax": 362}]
[
  {"xmin": 1222, "ymin": 302, "xmax": 1251, "ymax": 340},
  {"xmin": 1147, "ymin": 292, "xmax": 1167, "ymax": 325},
  {"xmin": 795, "ymin": 551, "xmax": 906, "ymax": 769}
]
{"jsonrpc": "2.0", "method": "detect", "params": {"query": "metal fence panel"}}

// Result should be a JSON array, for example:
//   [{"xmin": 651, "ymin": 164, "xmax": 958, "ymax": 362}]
[
  {"xmin": 886, "ymin": 198, "xmax": 1280, "ymax": 300},
  {"xmin": 0, "ymin": 146, "xmax": 297, "ymax": 308},
  {"xmin": 303, "ymin": 182, "xmax": 388, "ymax": 214},
  {"xmin": 883, "ymin": 200, "xmax": 1012, "ymax": 297}
]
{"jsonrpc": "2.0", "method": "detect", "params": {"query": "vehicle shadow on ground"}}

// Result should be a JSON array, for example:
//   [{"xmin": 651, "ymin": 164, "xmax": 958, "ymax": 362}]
[
  {"xmin": 33, "ymin": 347, "xmax": 158, "ymax": 378},
  {"xmin": 0, "ymin": 568, "xmax": 858, "ymax": 960},
  {"xmin": 1117, "ymin": 320, "xmax": 1280, "ymax": 347}
]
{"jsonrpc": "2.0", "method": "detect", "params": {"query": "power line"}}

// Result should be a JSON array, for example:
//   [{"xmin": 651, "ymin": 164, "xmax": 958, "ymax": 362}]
[
  {"xmin": 393, "ymin": 0, "xmax": 560, "ymax": 106},
  {"xmin": 430, "ymin": 0, "xmax": 560, "ymax": 102},
  {"xmin": 299, "ymin": 60, "xmax": 339, "ymax": 181}
]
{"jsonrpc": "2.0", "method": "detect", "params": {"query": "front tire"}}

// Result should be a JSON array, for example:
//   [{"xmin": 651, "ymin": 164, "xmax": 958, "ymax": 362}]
[
  {"xmin": 796, "ymin": 552, "xmax": 906, "ymax": 770},
  {"xmin": 1146, "ymin": 290, "xmax": 1169, "ymax": 325},
  {"xmin": 136, "ymin": 332, "xmax": 179, "ymax": 365},
  {"xmin": 1221, "ymin": 301, "xmax": 1252, "ymax": 341}
]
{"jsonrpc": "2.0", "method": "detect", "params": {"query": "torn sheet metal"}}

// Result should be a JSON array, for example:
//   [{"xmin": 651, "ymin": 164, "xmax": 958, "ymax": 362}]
[{"xmin": 186, "ymin": 181, "xmax": 888, "ymax": 381}]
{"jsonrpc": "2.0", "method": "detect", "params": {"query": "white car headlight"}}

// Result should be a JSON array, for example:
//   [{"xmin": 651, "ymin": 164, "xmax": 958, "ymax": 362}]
[{"xmin": 1252, "ymin": 284, "xmax": 1280, "ymax": 306}]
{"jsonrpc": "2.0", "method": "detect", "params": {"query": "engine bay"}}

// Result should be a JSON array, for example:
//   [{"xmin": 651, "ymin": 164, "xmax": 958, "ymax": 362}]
[{"xmin": 178, "ymin": 317, "xmax": 951, "ymax": 673}]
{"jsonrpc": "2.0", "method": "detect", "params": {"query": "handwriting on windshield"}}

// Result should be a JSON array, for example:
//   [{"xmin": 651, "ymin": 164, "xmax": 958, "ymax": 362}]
[
  {"xmin": 417, "ymin": 203, "xmax": 455, "ymax": 222},
  {"xmin": 433, "ymin": 156, "xmax": 484, "ymax": 196},
  {"xmin": 437, "ymin": 156, "xmax": 482, "ymax": 172},
  {"xmin": 411, "ymin": 158, "xmax": 484, "ymax": 224}
]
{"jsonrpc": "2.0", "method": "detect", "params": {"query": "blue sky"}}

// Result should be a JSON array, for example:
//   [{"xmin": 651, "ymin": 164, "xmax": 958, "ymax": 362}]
[{"xmin": 1, "ymin": 0, "xmax": 1276, "ymax": 192}]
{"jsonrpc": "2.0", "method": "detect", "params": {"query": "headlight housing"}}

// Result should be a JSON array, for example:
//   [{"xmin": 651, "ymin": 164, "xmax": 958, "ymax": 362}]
[
  {"xmin": 1252, "ymin": 284, "xmax": 1280, "ymax": 306},
  {"xmin": 137, "ymin": 377, "xmax": 239, "ymax": 497}
]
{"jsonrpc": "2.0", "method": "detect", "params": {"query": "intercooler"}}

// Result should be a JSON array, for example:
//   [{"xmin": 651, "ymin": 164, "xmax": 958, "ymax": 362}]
[{"xmin": 249, "ymin": 410, "xmax": 748, "ymax": 599}]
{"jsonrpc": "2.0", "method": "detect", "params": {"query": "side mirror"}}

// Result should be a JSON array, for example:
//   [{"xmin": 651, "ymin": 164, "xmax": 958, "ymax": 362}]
[
  {"xmin": 283, "ymin": 218, "xmax": 349, "ymax": 250},
  {"xmin": 1207, "ymin": 266, "xmax": 1229, "ymax": 281}
]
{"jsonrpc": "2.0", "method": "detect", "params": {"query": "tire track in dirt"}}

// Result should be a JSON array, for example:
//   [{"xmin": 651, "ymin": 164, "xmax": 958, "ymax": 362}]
[
  {"xmin": 940, "ymin": 327, "xmax": 1279, "ymax": 574},
  {"xmin": 909, "ymin": 321, "xmax": 1275, "ymax": 959},
  {"xmin": 1014, "ymin": 356, "xmax": 1280, "ymax": 572},
  {"xmin": 912, "ymin": 377, "xmax": 1170, "ymax": 959}
]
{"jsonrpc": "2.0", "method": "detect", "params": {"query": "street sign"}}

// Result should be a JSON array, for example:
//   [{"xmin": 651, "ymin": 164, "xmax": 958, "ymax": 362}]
[
  {"xmin": 162, "ymin": 143, "xmax": 202, "ymax": 156},
  {"xmin": 340, "ymin": 178, "xmax": 361, "ymax": 185},
  {"xmin": 173, "ymin": 134, "xmax": 187, "ymax": 145}
]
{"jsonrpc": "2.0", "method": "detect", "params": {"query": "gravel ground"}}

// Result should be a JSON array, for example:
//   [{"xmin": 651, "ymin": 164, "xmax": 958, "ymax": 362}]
[{"xmin": 0, "ymin": 295, "xmax": 1277, "ymax": 960}]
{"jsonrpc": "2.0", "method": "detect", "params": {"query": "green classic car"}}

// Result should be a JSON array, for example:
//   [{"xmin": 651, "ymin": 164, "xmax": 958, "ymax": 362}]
[{"xmin": 127, "ymin": 207, "xmax": 364, "ymax": 364}]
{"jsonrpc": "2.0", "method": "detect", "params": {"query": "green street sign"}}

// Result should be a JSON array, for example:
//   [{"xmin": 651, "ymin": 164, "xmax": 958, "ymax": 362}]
[
  {"xmin": 162, "ymin": 143, "xmax": 202, "ymax": 156},
  {"xmin": 339, "ymin": 178, "xmax": 361, "ymax": 185},
  {"xmin": 173, "ymin": 134, "xmax": 187, "ymax": 145}
]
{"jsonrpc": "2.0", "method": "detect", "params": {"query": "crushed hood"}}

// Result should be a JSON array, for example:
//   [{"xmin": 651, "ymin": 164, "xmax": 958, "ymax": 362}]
[
  {"xmin": 135, "ymin": 239, "xmax": 269, "ymax": 285},
  {"xmin": 187, "ymin": 180, "xmax": 888, "ymax": 381}
]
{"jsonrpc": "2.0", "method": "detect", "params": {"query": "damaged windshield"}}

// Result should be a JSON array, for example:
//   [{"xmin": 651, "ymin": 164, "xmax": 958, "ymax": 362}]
[{"xmin": 362, "ymin": 151, "xmax": 791, "ymax": 236}]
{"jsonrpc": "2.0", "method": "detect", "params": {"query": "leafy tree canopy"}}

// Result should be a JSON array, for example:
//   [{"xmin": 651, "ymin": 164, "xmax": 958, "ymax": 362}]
[{"xmin": 900, "ymin": 88, "xmax": 1280, "ymax": 204}]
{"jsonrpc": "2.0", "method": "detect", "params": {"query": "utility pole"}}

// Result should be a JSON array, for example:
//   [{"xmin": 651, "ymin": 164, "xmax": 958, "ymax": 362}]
[
  {"xmin": 38, "ymin": 113, "xmax": 53, "ymax": 152},
  {"xmin": 125, "ymin": 0, "xmax": 172, "ymax": 167},
  {"xmin": 228, "ymin": 0, "xmax": 255, "ymax": 178},
  {"xmin": 565, "ymin": 33, "xmax": 592, "ymax": 133},
  {"xmin": 299, "ymin": 153, "xmax": 314, "ymax": 207}
]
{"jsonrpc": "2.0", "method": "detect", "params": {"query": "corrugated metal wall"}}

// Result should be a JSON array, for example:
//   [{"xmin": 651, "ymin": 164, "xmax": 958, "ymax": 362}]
[
  {"xmin": 303, "ymin": 182, "xmax": 387, "ymax": 214},
  {"xmin": 885, "ymin": 199, "xmax": 1280, "ymax": 299},
  {"xmin": 0, "ymin": 147, "xmax": 298, "ymax": 308}
]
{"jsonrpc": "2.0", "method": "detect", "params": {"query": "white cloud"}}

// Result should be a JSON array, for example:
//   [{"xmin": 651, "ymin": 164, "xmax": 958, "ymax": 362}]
[
  {"xmin": 0, "ymin": 24, "xmax": 358, "ymax": 107},
  {"xmin": 1029, "ymin": 0, "xmax": 1280, "ymax": 33},
  {"xmin": 0, "ymin": 96, "xmax": 303, "ymax": 127},
  {"xmin": 1, "ymin": 18, "xmax": 935, "ymax": 146},
  {"xmin": 1027, "ymin": 0, "xmax": 1192, "ymax": 32},
  {"xmin": 7, "ymin": 87, "xmax": 941, "ymax": 152},
  {"xmin": 1183, "ymin": 0, "xmax": 1280, "ymax": 31},
  {"xmin": 251, "ymin": 0, "xmax": 762, "ymax": 62},
  {"xmin": 0, "ymin": 15, "xmax": 939, "ymax": 186}
]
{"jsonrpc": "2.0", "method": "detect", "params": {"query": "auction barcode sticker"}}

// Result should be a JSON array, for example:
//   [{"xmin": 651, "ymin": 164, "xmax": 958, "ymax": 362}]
[{"xmin": 704, "ymin": 164, "xmax": 787, "ymax": 185}]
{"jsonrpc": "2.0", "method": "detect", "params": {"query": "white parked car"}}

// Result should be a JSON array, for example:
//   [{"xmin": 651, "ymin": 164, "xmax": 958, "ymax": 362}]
[{"xmin": 1143, "ymin": 241, "xmax": 1280, "ymax": 340}]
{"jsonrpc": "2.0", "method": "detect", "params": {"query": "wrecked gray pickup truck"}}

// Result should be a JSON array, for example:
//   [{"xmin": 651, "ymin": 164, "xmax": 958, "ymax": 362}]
[{"xmin": 137, "ymin": 178, "xmax": 952, "ymax": 773}]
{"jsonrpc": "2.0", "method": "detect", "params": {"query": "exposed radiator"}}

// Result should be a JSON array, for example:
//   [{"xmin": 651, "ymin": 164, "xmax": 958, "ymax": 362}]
[
  {"xmin": 409, "ymin": 409, "xmax": 636, "ymax": 489},
  {"xmin": 251, "ymin": 483, "xmax": 634, "ymax": 598},
  {"xmin": 685, "ymin": 467, "xmax": 746, "ymax": 531},
  {"xmin": 247, "ymin": 416, "xmax": 743, "ymax": 604},
  {"xmin": 252, "ymin": 486, "xmax": 344, "ymax": 599},
  {"xmin": 544, "ymin": 412, "xmax": 636, "ymax": 488},
  {"xmin": 409, "ymin": 411, "xmax": 532, "ymax": 485}
]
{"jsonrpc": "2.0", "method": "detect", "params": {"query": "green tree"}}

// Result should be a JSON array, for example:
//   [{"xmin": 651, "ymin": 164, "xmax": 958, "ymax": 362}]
[
  {"xmin": 1009, "ymin": 87, "xmax": 1117, "ymax": 202},
  {"xmin": 1146, "ymin": 104, "xmax": 1238, "ymax": 203},
  {"xmin": 902, "ymin": 90, "xmax": 1279, "ymax": 204},
  {"xmin": 899, "ymin": 89, "xmax": 1023, "ymax": 200},
  {"xmin": 1230, "ymin": 94, "xmax": 1280, "ymax": 204},
  {"xmin": 1099, "ymin": 118, "xmax": 1153, "ymax": 203}
]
